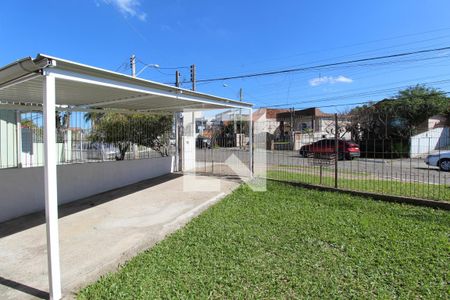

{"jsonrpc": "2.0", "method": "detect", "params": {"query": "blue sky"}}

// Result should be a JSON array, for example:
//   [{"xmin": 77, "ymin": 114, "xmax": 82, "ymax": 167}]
[{"xmin": 1, "ymin": 0, "xmax": 450, "ymax": 113}]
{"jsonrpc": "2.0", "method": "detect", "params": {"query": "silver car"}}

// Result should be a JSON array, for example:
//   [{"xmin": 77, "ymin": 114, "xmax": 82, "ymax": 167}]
[{"xmin": 424, "ymin": 151, "xmax": 450, "ymax": 171}]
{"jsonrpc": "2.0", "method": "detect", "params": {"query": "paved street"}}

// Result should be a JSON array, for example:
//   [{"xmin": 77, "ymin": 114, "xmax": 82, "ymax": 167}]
[{"xmin": 196, "ymin": 148, "xmax": 450, "ymax": 185}]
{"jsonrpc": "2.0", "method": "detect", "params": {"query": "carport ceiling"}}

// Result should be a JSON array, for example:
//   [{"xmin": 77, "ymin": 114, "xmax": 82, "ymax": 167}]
[{"xmin": 0, "ymin": 54, "xmax": 252, "ymax": 112}]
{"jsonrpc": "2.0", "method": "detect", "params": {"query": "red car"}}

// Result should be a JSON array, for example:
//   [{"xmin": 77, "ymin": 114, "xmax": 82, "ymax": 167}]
[{"xmin": 299, "ymin": 139, "xmax": 360, "ymax": 160}]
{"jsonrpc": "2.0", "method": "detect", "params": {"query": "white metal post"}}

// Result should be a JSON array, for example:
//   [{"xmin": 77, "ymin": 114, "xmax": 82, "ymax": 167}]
[
  {"xmin": 16, "ymin": 110, "xmax": 22, "ymax": 168},
  {"xmin": 43, "ymin": 73, "xmax": 62, "ymax": 300},
  {"xmin": 174, "ymin": 112, "xmax": 179, "ymax": 172},
  {"xmin": 249, "ymin": 108, "xmax": 253, "ymax": 178}
]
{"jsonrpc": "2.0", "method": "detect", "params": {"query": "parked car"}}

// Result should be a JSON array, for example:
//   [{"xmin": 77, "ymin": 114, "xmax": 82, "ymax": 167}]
[
  {"xmin": 424, "ymin": 151, "xmax": 450, "ymax": 171},
  {"xmin": 196, "ymin": 136, "xmax": 211, "ymax": 149},
  {"xmin": 299, "ymin": 139, "xmax": 360, "ymax": 160}
]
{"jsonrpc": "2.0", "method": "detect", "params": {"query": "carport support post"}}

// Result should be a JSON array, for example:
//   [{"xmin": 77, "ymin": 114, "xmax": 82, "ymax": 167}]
[
  {"xmin": 43, "ymin": 72, "xmax": 62, "ymax": 300},
  {"xmin": 174, "ymin": 112, "xmax": 179, "ymax": 172}
]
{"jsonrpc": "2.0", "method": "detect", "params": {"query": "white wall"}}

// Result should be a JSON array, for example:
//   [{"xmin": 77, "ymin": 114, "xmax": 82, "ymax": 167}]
[
  {"xmin": 182, "ymin": 112, "xmax": 196, "ymax": 171},
  {"xmin": 0, "ymin": 110, "xmax": 17, "ymax": 168},
  {"xmin": 0, "ymin": 156, "xmax": 174, "ymax": 223},
  {"xmin": 410, "ymin": 127, "xmax": 450, "ymax": 158}
]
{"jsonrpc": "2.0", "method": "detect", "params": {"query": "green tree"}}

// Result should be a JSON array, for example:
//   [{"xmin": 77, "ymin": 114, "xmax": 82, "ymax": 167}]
[
  {"xmin": 349, "ymin": 85, "xmax": 449, "ymax": 158},
  {"xmin": 351, "ymin": 85, "xmax": 449, "ymax": 140},
  {"xmin": 89, "ymin": 113, "xmax": 172, "ymax": 160},
  {"xmin": 392, "ymin": 85, "xmax": 448, "ymax": 130}
]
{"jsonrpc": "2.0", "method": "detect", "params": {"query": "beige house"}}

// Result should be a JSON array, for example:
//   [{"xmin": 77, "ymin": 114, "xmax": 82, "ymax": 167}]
[
  {"xmin": 252, "ymin": 108, "xmax": 289, "ymax": 136},
  {"xmin": 277, "ymin": 108, "xmax": 352, "ymax": 150}
]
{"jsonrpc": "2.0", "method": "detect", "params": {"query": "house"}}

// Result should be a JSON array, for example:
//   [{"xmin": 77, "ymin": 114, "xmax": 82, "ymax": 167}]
[
  {"xmin": 275, "ymin": 107, "xmax": 352, "ymax": 150},
  {"xmin": 410, "ymin": 114, "xmax": 449, "ymax": 158},
  {"xmin": 250, "ymin": 108, "xmax": 288, "ymax": 149},
  {"xmin": 252, "ymin": 108, "xmax": 289, "ymax": 136},
  {"xmin": 215, "ymin": 109, "xmax": 249, "ymax": 124}
]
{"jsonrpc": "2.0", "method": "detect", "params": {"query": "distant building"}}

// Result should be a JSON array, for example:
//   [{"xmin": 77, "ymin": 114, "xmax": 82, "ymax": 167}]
[
  {"xmin": 252, "ymin": 108, "xmax": 289, "ymax": 136},
  {"xmin": 215, "ymin": 109, "xmax": 249, "ymax": 123},
  {"xmin": 276, "ymin": 107, "xmax": 335, "ymax": 134},
  {"xmin": 276, "ymin": 107, "xmax": 352, "ymax": 150}
]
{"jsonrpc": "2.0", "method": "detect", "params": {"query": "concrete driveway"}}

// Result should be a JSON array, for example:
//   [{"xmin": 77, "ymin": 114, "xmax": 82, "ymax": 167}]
[{"xmin": 0, "ymin": 173, "xmax": 241, "ymax": 299}]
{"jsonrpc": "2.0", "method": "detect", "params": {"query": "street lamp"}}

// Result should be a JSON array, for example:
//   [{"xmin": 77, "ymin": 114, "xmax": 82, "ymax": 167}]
[{"xmin": 136, "ymin": 63, "xmax": 160, "ymax": 77}]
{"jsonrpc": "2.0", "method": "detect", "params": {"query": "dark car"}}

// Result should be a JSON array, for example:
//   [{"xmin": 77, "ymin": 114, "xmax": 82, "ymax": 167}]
[
  {"xmin": 299, "ymin": 139, "xmax": 360, "ymax": 160},
  {"xmin": 196, "ymin": 136, "xmax": 212, "ymax": 149}
]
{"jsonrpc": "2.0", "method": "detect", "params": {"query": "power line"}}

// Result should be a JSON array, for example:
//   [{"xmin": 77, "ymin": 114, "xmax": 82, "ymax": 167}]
[
  {"xmin": 115, "ymin": 60, "xmax": 130, "ymax": 72},
  {"xmin": 259, "ymin": 79, "xmax": 450, "ymax": 108},
  {"xmin": 205, "ymin": 34, "xmax": 450, "ymax": 80},
  {"xmin": 190, "ymin": 46, "xmax": 450, "ymax": 83},
  {"xmin": 237, "ymin": 26, "xmax": 450, "ymax": 69},
  {"xmin": 257, "ymin": 90, "xmax": 450, "ymax": 111},
  {"xmin": 136, "ymin": 57, "xmax": 189, "ymax": 70},
  {"xmin": 249, "ymin": 60, "xmax": 450, "ymax": 99},
  {"xmin": 300, "ymin": 91, "xmax": 450, "ymax": 110}
]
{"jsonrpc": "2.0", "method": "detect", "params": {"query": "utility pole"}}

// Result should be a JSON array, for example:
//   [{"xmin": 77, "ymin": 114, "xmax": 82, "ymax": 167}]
[
  {"xmin": 239, "ymin": 88, "xmax": 243, "ymax": 136},
  {"xmin": 175, "ymin": 70, "xmax": 180, "ymax": 87},
  {"xmin": 290, "ymin": 107, "xmax": 294, "ymax": 137},
  {"xmin": 190, "ymin": 64, "xmax": 196, "ymax": 91},
  {"xmin": 130, "ymin": 54, "xmax": 136, "ymax": 77}
]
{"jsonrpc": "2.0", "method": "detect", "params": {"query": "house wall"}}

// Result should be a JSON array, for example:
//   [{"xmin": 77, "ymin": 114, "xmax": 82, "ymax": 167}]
[
  {"xmin": 0, "ymin": 156, "xmax": 174, "ymax": 223},
  {"xmin": 410, "ymin": 127, "xmax": 450, "ymax": 158},
  {"xmin": 254, "ymin": 115, "xmax": 280, "ymax": 135}
]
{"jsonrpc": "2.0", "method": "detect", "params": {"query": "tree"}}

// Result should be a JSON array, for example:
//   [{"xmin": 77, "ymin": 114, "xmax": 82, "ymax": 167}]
[
  {"xmin": 349, "ymin": 85, "xmax": 449, "ymax": 157},
  {"xmin": 351, "ymin": 85, "xmax": 449, "ymax": 140},
  {"xmin": 392, "ymin": 85, "xmax": 448, "ymax": 130},
  {"xmin": 89, "ymin": 113, "xmax": 173, "ymax": 160}
]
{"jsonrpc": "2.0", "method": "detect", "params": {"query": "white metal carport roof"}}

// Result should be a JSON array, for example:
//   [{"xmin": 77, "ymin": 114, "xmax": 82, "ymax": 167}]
[
  {"xmin": 0, "ymin": 54, "xmax": 252, "ymax": 112},
  {"xmin": 0, "ymin": 54, "xmax": 253, "ymax": 300}
]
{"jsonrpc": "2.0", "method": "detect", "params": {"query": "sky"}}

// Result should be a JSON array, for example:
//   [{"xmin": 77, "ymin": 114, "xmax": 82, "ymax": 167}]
[{"xmin": 1, "ymin": 0, "xmax": 450, "ymax": 114}]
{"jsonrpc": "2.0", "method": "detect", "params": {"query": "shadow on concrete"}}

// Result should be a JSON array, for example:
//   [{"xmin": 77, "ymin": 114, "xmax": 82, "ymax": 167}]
[
  {"xmin": 0, "ymin": 276, "xmax": 48, "ymax": 299},
  {"xmin": 0, "ymin": 173, "xmax": 183, "ymax": 238},
  {"xmin": 191, "ymin": 171, "xmax": 247, "ymax": 182}
]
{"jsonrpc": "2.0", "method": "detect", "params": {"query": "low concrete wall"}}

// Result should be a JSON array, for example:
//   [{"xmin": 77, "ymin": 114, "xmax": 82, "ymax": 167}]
[{"xmin": 0, "ymin": 156, "xmax": 174, "ymax": 223}]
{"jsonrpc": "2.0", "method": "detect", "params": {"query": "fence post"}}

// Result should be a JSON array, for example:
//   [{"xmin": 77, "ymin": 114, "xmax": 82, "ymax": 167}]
[
  {"xmin": 16, "ymin": 110, "xmax": 22, "ymax": 168},
  {"xmin": 211, "ymin": 138, "xmax": 214, "ymax": 174},
  {"xmin": 320, "ymin": 164, "xmax": 323, "ymax": 185},
  {"xmin": 204, "ymin": 144, "xmax": 207, "ymax": 172},
  {"xmin": 334, "ymin": 113, "xmax": 338, "ymax": 189},
  {"xmin": 249, "ymin": 107, "xmax": 253, "ymax": 178}
]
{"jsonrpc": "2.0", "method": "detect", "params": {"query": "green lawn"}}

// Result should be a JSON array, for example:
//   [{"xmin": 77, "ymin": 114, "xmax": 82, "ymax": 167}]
[
  {"xmin": 78, "ymin": 182, "xmax": 450, "ymax": 299},
  {"xmin": 267, "ymin": 170, "xmax": 450, "ymax": 202}
]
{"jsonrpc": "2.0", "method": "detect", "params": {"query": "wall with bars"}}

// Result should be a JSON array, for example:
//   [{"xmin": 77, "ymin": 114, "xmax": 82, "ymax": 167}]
[{"xmin": 0, "ymin": 156, "xmax": 175, "ymax": 223}]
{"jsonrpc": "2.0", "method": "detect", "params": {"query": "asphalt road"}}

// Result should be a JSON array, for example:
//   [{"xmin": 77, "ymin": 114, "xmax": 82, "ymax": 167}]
[{"xmin": 195, "ymin": 148, "xmax": 450, "ymax": 185}]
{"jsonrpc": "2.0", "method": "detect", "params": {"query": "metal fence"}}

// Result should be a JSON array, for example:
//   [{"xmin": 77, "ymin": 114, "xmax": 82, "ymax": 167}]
[
  {"xmin": 195, "ymin": 136, "xmax": 250, "ymax": 177},
  {"xmin": 0, "ymin": 109, "xmax": 174, "ymax": 169},
  {"xmin": 2, "ymin": 107, "xmax": 449, "ymax": 201},
  {"xmin": 260, "ymin": 113, "xmax": 450, "ymax": 202},
  {"xmin": 194, "ymin": 112, "xmax": 449, "ymax": 202}
]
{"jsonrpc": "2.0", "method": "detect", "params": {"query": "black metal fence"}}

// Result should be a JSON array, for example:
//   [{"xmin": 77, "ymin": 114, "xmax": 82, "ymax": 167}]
[
  {"xmin": 195, "ymin": 113, "xmax": 449, "ymax": 202},
  {"xmin": 0, "ymin": 109, "xmax": 174, "ymax": 169},
  {"xmin": 263, "ymin": 113, "xmax": 449, "ymax": 202}
]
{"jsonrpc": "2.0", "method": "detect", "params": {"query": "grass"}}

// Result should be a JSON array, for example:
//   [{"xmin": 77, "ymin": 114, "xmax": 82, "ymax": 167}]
[
  {"xmin": 267, "ymin": 170, "xmax": 450, "ymax": 202},
  {"xmin": 78, "ymin": 182, "xmax": 449, "ymax": 299}
]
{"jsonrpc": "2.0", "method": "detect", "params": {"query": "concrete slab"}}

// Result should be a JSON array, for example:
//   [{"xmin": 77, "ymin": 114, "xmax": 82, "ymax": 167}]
[{"xmin": 0, "ymin": 173, "xmax": 241, "ymax": 299}]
